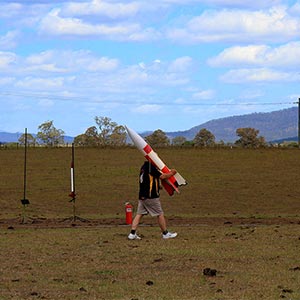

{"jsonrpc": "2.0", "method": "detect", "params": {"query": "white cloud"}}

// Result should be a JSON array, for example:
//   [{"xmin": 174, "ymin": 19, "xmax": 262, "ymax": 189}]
[
  {"xmin": 61, "ymin": 0, "xmax": 141, "ymax": 19},
  {"xmin": 221, "ymin": 68, "xmax": 300, "ymax": 83},
  {"xmin": 158, "ymin": 0, "xmax": 282, "ymax": 9},
  {"xmin": 0, "ymin": 31, "xmax": 19, "ymax": 49},
  {"xmin": 0, "ymin": 77, "xmax": 15, "ymax": 85},
  {"xmin": 37, "ymin": 98, "xmax": 54, "ymax": 108},
  {"xmin": 167, "ymin": 6, "xmax": 300, "ymax": 44},
  {"xmin": 239, "ymin": 89, "xmax": 264, "ymax": 100},
  {"xmin": 16, "ymin": 76, "xmax": 65, "ymax": 89},
  {"xmin": 168, "ymin": 56, "xmax": 193, "ymax": 72},
  {"xmin": 192, "ymin": 89, "xmax": 215, "ymax": 99},
  {"xmin": 200, "ymin": 0, "xmax": 282, "ymax": 8},
  {"xmin": 26, "ymin": 50, "xmax": 53, "ymax": 65},
  {"xmin": 0, "ymin": 51, "xmax": 17, "ymax": 68},
  {"xmin": 39, "ymin": 9, "xmax": 136, "ymax": 35},
  {"xmin": 24, "ymin": 64, "xmax": 65, "ymax": 73},
  {"xmin": 138, "ymin": 62, "xmax": 146, "ymax": 69},
  {"xmin": 0, "ymin": 46, "xmax": 221, "ymax": 110},
  {"xmin": 208, "ymin": 45, "xmax": 269, "ymax": 67},
  {"xmin": 39, "ymin": 8, "xmax": 160, "ymax": 41},
  {"xmin": 0, "ymin": 3, "xmax": 23, "ymax": 18},
  {"xmin": 0, "ymin": 2, "xmax": 54, "ymax": 28},
  {"xmin": 106, "ymin": 58, "xmax": 193, "ymax": 92},
  {"xmin": 86, "ymin": 56, "xmax": 120, "ymax": 72},
  {"xmin": 264, "ymin": 42, "xmax": 300, "ymax": 68},
  {"xmin": 208, "ymin": 42, "xmax": 300, "ymax": 69},
  {"xmin": 289, "ymin": 1, "xmax": 300, "ymax": 15},
  {"xmin": 0, "ymin": 50, "xmax": 195, "ymax": 102},
  {"xmin": 26, "ymin": 50, "xmax": 119, "ymax": 72},
  {"xmin": 133, "ymin": 104, "xmax": 161, "ymax": 113}
]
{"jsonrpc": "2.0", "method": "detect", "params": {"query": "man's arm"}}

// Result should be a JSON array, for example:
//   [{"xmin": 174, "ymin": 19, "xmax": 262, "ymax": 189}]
[{"xmin": 160, "ymin": 169, "xmax": 177, "ymax": 180}]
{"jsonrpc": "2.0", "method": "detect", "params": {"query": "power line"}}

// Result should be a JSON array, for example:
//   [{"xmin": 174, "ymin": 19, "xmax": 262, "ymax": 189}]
[
  {"xmin": 0, "ymin": 91, "xmax": 84, "ymax": 102},
  {"xmin": 171, "ymin": 102, "xmax": 295, "ymax": 106},
  {"xmin": 0, "ymin": 90, "xmax": 297, "ymax": 106}
]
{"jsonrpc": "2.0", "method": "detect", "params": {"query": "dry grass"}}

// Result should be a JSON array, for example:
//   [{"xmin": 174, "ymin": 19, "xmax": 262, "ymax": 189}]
[
  {"xmin": 0, "ymin": 147, "xmax": 300, "ymax": 219},
  {"xmin": 0, "ymin": 225, "xmax": 299, "ymax": 300},
  {"xmin": 0, "ymin": 147, "xmax": 300, "ymax": 299}
]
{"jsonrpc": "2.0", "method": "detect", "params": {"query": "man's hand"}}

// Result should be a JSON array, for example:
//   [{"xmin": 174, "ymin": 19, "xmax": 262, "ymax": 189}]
[
  {"xmin": 170, "ymin": 169, "xmax": 177, "ymax": 176},
  {"xmin": 160, "ymin": 169, "xmax": 177, "ymax": 180}
]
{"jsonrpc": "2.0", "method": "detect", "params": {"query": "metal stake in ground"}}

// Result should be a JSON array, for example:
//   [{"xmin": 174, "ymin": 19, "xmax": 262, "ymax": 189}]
[{"xmin": 21, "ymin": 128, "xmax": 30, "ymax": 223}]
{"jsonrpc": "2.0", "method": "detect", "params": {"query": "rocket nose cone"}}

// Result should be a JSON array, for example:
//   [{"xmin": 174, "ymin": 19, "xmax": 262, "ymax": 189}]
[
  {"xmin": 125, "ymin": 126, "xmax": 135, "ymax": 141},
  {"xmin": 125, "ymin": 126, "xmax": 135, "ymax": 137},
  {"xmin": 124, "ymin": 126, "xmax": 146, "ymax": 149},
  {"xmin": 124, "ymin": 125, "xmax": 131, "ymax": 134}
]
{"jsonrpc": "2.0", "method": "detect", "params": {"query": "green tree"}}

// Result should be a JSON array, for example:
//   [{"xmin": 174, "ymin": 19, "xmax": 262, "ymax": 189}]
[
  {"xmin": 95, "ymin": 116, "xmax": 116, "ymax": 146},
  {"xmin": 74, "ymin": 117, "xmax": 126, "ymax": 147},
  {"xmin": 85, "ymin": 126, "xmax": 100, "ymax": 146},
  {"xmin": 37, "ymin": 121, "xmax": 65, "ymax": 146},
  {"xmin": 193, "ymin": 128, "xmax": 215, "ymax": 147},
  {"xmin": 18, "ymin": 133, "xmax": 36, "ymax": 146},
  {"xmin": 145, "ymin": 129, "xmax": 170, "ymax": 147},
  {"xmin": 109, "ymin": 125, "xmax": 126, "ymax": 146},
  {"xmin": 73, "ymin": 134, "xmax": 87, "ymax": 146},
  {"xmin": 74, "ymin": 126, "xmax": 99, "ymax": 146},
  {"xmin": 235, "ymin": 127, "xmax": 266, "ymax": 148},
  {"xmin": 172, "ymin": 136, "xmax": 187, "ymax": 146}
]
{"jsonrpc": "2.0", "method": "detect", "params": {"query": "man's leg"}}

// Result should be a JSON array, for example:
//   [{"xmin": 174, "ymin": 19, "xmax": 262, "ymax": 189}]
[
  {"xmin": 128, "ymin": 214, "xmax": 143, "ymax": 240},
  {"xmin": 157, "ymin": 214, "xmax": 167, "ymax": 232},
  {"xmin": 157, "ymin": 213, "xmax": 177, "ymax": 239},
  {"xmin": 131, "ymin": 214, "xmax": 143, "ymax": 231}
]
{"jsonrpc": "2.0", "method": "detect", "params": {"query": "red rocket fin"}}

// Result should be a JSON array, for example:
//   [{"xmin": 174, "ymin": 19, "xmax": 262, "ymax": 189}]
[
  {"xmin": 161, "ymin": 180, "xmax": 175, "ymax": 196},
  {"xmin": 161, "ymin": 177, "xmax": 180, "ymax": 196}
]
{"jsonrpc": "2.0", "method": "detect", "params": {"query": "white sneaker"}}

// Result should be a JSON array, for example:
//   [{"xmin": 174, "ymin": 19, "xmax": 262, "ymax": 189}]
[
  {"xmin": 162, "ymin": 232, "xmax": 177, "ymax": 239},
  {"xmin": 128, "ymin": 233, "xmax": 141, "ymax": 240}
]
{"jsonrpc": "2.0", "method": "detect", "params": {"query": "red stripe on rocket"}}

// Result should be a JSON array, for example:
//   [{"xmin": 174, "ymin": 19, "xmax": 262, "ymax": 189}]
[{"xmin": 125, "ymin": 126, "xmax": 187, "ymax": 196}]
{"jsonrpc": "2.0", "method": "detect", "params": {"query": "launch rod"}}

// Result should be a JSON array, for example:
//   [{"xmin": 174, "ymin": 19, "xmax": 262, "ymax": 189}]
[
  {"xmin": 69, "ymin": 143, "xmax": 76, "ymax": 202},
  {"xmin": 21, "ymin": 128, "xmax": 30, "ymax": 206},
  {"xmin": 23, "ymin": 128, "xmax": 27, "ymax": 200},
  {"xmin": 71, "ymin": 143, "xmax": 75, "ymax": 193},
  {"xmin": 21, "ymin": 128, "xmax": 30, "ymax": 223},
  {"xmin": 65, "ymin": 143, "xmax": 88, "ymax": 223}
]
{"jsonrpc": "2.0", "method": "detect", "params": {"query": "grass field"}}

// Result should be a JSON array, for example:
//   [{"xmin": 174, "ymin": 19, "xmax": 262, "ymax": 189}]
[{"xmin": 0, "ymin": 147, "xmax": 299, "ymax": 299}]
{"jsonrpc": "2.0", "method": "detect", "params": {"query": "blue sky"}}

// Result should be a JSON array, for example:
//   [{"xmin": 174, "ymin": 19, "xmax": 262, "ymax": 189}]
[{"xmin": 0, "ymin": 0, "xmax": 299, "ymax": 136}]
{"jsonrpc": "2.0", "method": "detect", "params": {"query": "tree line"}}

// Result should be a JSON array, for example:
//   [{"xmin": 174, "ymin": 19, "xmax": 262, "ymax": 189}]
[{"xmin": 15, "ymin": 116, "xmax": 269, "ymax": 149}]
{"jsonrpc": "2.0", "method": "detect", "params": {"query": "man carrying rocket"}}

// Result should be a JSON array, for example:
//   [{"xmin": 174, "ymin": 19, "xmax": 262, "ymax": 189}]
[
  {"xmin": 128, "ymin": 160, "xmax": 178, "ymax": 240},
  {"xmin": 125, "ymin": 126, "xmax": 187, "ymax": 240}
]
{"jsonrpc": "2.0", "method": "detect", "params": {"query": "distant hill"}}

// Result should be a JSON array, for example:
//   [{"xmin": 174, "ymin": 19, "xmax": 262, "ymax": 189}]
[
  {"xmin": 0, "ymin": 107, "xmax": 298, "ymax": 144},
  {"xmin": 0, "ymin": 132, "xmax": 23, "ymax": 143},
  {"xmin": 164, "ymin": 107, "xmax": 298, "ymax": 143},
  {"xmin": 271, "ymin": 136, "xmax": 299, "ymax": 144}
]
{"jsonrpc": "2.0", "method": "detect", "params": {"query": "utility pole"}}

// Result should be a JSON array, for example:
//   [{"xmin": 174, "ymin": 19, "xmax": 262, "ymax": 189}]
[
  {"xmin": 295, "ymin": 98, "xmax": 300, "ymax": 148},
  {"xmin": 298, "ymin": 98, "xmax": 300, "ymax": 148}
]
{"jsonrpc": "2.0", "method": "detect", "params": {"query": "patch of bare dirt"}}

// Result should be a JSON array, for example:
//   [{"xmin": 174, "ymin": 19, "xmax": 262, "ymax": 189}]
[{"xmin": 0, "ymin": 216, "xmax": 299, "ymax": 229}]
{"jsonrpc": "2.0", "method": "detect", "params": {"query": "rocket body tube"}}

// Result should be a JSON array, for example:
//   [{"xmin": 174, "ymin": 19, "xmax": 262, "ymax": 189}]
[{"xmin": 125, "ymin": 126, "xmax": 187, "ymax": 195}]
